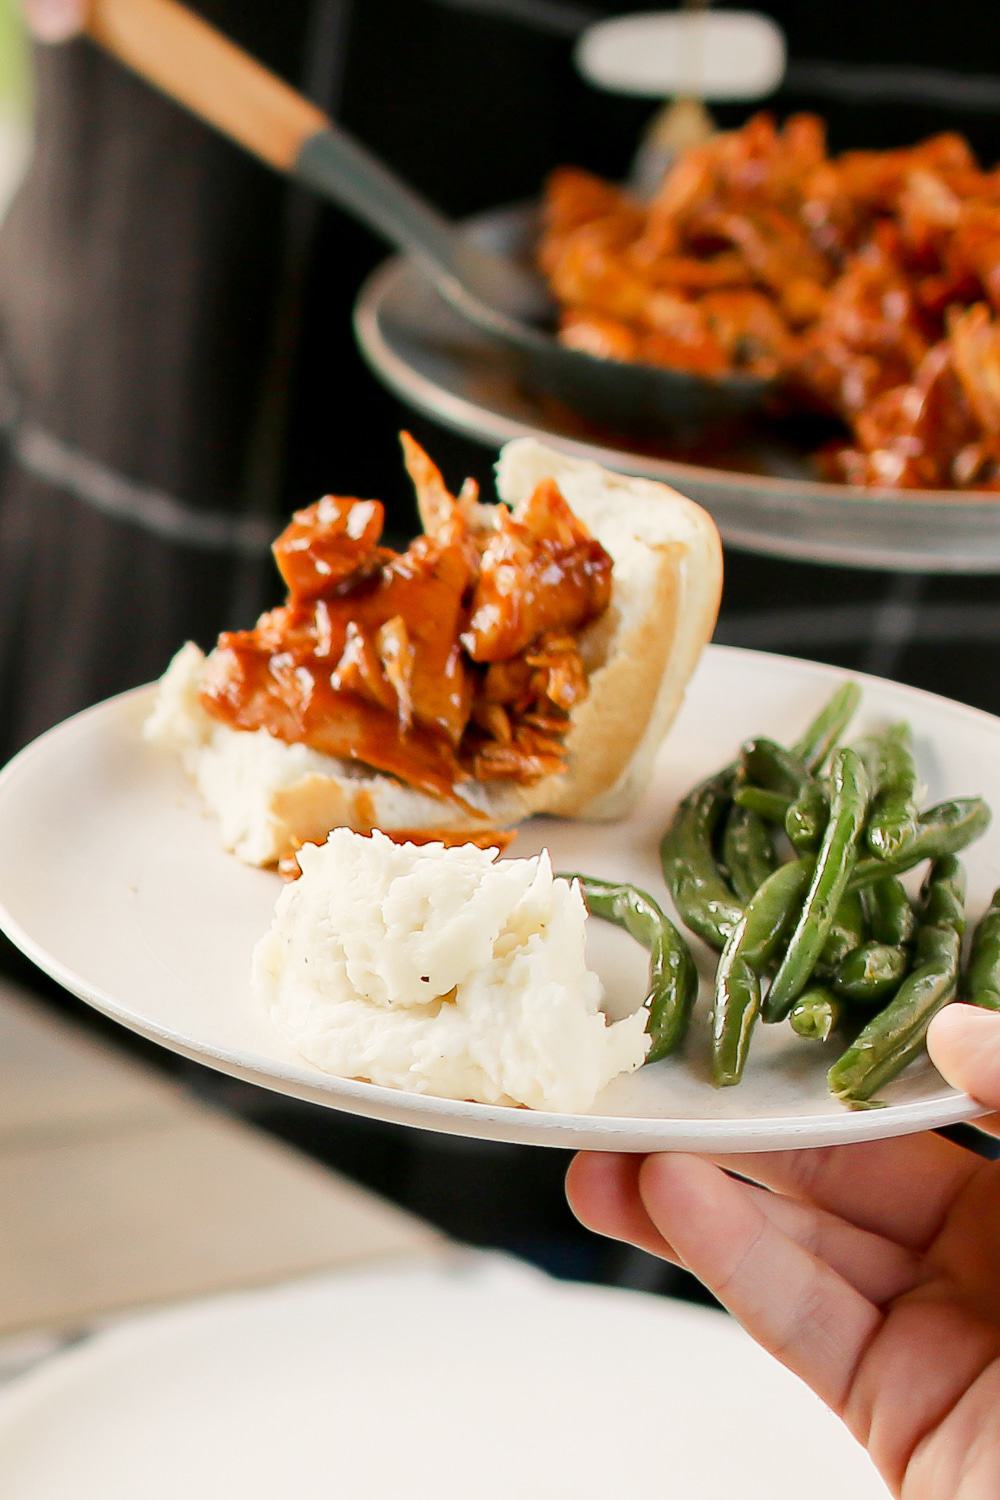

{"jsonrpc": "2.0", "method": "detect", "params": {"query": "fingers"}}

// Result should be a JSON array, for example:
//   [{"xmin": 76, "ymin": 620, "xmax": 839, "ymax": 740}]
[
  {"xmin": 706, "ymin": 1132, "xmax": 981, "ymax": 1249},
  {"xmin": 636, "ymin": 1154, "xmax": 881, "ymax": 1415},
  {"xmin": 566, "ymin": 1153, "xmax": 678, "ymax": 1263},
  {"xmin": 22, "ymin": 0, "xmax": 85, "ymax": 43},
  {"xmin": 568, "ymin": 1152, "xmax": 922, "ymax": 1305},
  {"xmin": 928, "ymin": 1005, "xmax": 1000, "ymax": 1136},
  {"xmin": 740, "ymin": 1183, "xmax": 922, "ymax": 1305}
]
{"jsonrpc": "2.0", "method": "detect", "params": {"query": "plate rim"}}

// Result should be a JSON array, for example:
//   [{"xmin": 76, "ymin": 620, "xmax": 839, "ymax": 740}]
[{"xmin": 0, "ymin": 646, "xmax": 990, "ymax": 1153}]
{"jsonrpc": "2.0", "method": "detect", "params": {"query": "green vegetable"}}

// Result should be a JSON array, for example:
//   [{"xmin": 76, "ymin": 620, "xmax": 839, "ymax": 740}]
[
  {"xmin": 721, "ymin": 805, "xmax": 777, "ymax": 905},
  {"xmin": 565, "ymin": 874, "xmax": 699, "ymax": 1064},
  {"xmin": 862, "ymin": 877, "xmax": 916, "ymax": 947},
  {"xmin": 732, "ymin": 785, "xmax": 792, "ymax": 823},
  {"xmin": 654, "ymin": 680, "xmax": 994, "ymax": 1097},
  {"xmin": 792, "ymin": 682, "xmax": 862, "ymax": 772},
  {"xmin": 785, "ymin": 778, "xmax": 830, "ymax": 853},
  {"xmin": 848, "ymin": 799, "xmax": 991, "ymax": 891},
  {"xmin": 920, "ymin": 853, "xmax": 966, "ymax": 936},
  {"xmin": 849, "ymin": 732, "xmax": 884, "ymax": 785},
  {"xmin": 713, "ymin": 859, "xmax": 813, "ymax": 1086},
  {"xmin": 740, "ymin": 738, "xmax": 808, "ymax": 798},
  {"xmin": 833, "ymin": 941, "xmax": 910, "ymax": 1003},
  {"xmin": 964, "ymin": 887, "xmax": 1000, "ymax": 1010},
  {"xmin": 789, "ymin": 986, "xmax": 842, "ymax": 1042},
  {"xmin": 764, "ymin": 748, "xmax": 871, "ymax": 1022},
  {"xmin": 828, "ymin": 859, "xmax": 965, "ymax": 1106},
  {"xmin": 660, "ymin": 775, "xmax": 743, "ymax": 951},
  {"xmin": 713, "ymin": 958, "xmax": 761, "ymax": 1088},
  {"xmin": 866, "ymin": 722, "xmax": 920, "ymax": 860},
  {"xmin": 828, "ymin": 926, "xmax": 960, "ymax": 1106},
  {"xmin": 818, "ymin": 888, "xmax": 867, "ymax": 971}
]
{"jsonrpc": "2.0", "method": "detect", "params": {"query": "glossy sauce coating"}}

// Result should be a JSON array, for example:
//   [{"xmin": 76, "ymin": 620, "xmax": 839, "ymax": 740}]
[
  {"xmin": 541, "ymin": 113, "xmax": 1000, "ymax": 490},
  {"xmin": 200, "ymin": 437, "xmax": 612, "ymax": 799}
]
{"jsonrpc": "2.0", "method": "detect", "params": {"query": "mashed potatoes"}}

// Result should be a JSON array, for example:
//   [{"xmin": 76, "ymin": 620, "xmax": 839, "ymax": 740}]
[{"xmin": 253, "ymin": 831, "xmax": 650, "ymax": 1112}]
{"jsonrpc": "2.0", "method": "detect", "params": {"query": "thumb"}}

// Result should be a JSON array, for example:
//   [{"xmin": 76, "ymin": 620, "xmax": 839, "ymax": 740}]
[{"xmin": 928, "ymin": 1004, "xmax": 1000, "ymax": 1129}]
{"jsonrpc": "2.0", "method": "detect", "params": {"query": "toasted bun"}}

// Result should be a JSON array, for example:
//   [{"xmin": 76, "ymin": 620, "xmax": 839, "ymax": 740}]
[
  {"xmin": 491, "ymin": 440, "xmax": 722, "ymax": 821},
  {"xmin": 145, "ymin": 442, "xmax": 721, "ymax": 865}
]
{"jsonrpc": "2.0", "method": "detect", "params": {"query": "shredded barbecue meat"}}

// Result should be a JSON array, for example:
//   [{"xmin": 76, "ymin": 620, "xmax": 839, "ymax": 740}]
[
  {"xmin": 540, "ymin": 113, "xmax": 1000, "ymax": 491},
  {"xmin": 200, "ymin": 437, "xmax": 613, "ymax": 800}
]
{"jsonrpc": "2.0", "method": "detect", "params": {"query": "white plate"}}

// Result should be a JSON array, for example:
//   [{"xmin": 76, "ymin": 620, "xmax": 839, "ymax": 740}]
[
  {"xmin": 0, "ymin": 646, "xmax": 994, "ymax": 1153},
  {"xmin": 0, "ymin": 1259, "xmax": 888, "ymax": 1498}
]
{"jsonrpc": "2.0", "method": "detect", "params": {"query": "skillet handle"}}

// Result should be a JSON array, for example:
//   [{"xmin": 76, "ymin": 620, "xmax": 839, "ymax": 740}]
[{"xmin": 85, "ymin": 0, "xmax": 329, "ymax": 171}]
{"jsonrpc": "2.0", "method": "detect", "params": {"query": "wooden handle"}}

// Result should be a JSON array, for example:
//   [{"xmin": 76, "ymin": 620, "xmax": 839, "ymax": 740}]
[{"xmin": 85, "ymin": 0, "xmax": 329, "ymax": 171}]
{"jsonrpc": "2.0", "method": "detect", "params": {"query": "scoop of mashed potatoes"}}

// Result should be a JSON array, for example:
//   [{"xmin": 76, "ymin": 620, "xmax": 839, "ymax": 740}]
[{"xmin": 253, "ymin": 830, "xmax": 650, "ymax": 1112}]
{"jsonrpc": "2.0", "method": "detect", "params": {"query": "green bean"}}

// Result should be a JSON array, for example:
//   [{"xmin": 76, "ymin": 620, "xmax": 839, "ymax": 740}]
[
  {"xmin": 733, "ymin": 785, "xmax": 792, "ymax": 823},
  {"xmin": 565, "ymin": 874, "xmax": 699, "ymax": 1064},
  {"xmin": 833, "ymin": 941, "xmax": 910, "ymax": 1003},
  {"xmin": 828, "ymin": 859, "xmax": 964, "ymax": 1106},
  {"xmin": 867, "ymin": 722, "xmax": 920, "ymax": 860},
  {"xmin": 713, "ymin": 959, "xmax": 761, "ymax": 1089},
  {"xmin": 789, "ymin": 986, "xmax": 842, "ymax": 1042},
  {"xmin": 818, "ymin": 888, "xmax": 867, "ymax": 971},
  {"xmin": 785, "ymin": 778, "xmax": 830, "ymax": 853},
  {"xmin": 660, "ymin": 775, "xmax": 743, "ymax": 951},
  {"xmin": 721, "ymin": 805, "xmax": 777, "ymax": 905},
  {"xmin": 850, "ymin": 733, "xmax": 884, "ymax": 786},
  {"xmin": 792, "ymin": 682, "xmax": 862, "ymax": 772},
  {"xmin": 848, "ymin": 799, "xmax": 991, "ymax": 891},
  {"xmin": 862, "ymin": 877, "xmax": 916, "ymax": 947},
  {"xmin": 740, "ymin": 738, "xmax": 808, "ymax": 798},
  {"xmin": 828, "ymin": 924, "xmax": 961, "ymax": 1106},
  {"xmin": 920, "ymin": 853, "xmax": 966, "ymax": 937},
  {"xmin": 965, "ymin": 887, "xmax": 1000, "ymax": 1010},
  {"xmin": 713, "ymin": 859, "xmax": 813, "ymax": 1086},
  {"xmin": 764, "ymin": 748, "xmax": 871, "ymax": 1022}
]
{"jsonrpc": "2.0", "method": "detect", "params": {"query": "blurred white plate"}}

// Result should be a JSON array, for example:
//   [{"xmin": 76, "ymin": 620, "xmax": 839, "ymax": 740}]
[
  {"xmin": 0, "ymin": 646, "xmax": 994, "ymax": 1153},
  {"xmin": 0, "ymin": 1260, "xmax": 888, "ymax": 1498}
]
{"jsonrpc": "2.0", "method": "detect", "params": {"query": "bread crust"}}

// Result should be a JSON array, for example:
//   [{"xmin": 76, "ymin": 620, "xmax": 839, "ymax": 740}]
[{"xmin": 490, "ymin": 441, "xmax": 723, "ymax": 822}]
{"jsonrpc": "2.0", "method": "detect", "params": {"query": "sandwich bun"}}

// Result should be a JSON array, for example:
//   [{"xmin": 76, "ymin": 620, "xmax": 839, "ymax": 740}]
[{"xmin": 145, "ymin": 439, "xmax": 722, "ymax": 865}]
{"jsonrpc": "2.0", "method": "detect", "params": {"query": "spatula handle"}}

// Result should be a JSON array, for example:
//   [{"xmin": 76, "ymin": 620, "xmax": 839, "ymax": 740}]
[
  {"xmin": 85, "ymin": 0, "xmax": 329, "ymax": 171},
  {"xmin": 83, "ymin": 0, "xmax": 515, "ymax": 312}
]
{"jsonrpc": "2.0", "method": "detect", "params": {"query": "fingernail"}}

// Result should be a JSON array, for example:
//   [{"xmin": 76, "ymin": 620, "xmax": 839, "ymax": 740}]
[{"xmin": 24, "ymin": 0, "xmax": 85, "ymax": 44}]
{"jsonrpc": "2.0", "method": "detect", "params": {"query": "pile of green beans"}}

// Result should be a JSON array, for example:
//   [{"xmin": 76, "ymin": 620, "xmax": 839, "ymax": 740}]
[{"xmin": 655, "ymin": 681, "xmax": 996, "ymax": 1106}]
